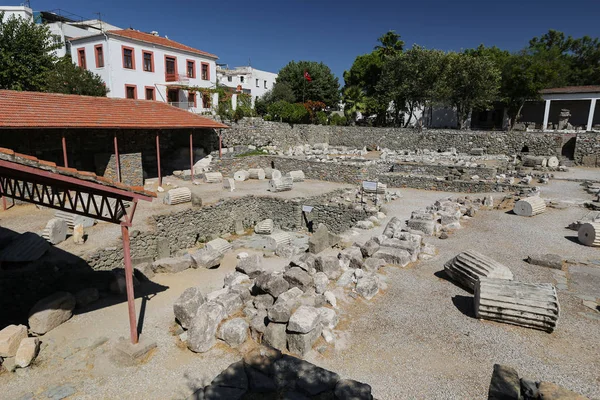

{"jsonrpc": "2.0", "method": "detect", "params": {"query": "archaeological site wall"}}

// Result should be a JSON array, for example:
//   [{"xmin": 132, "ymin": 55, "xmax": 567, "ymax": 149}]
[
  {"xmin": 85, "ymin": 192, "xmax": 372, "ymax": 271},
  {"xmin": 222, "ymin": 118, "xmax": 600, "ymax": 163}
]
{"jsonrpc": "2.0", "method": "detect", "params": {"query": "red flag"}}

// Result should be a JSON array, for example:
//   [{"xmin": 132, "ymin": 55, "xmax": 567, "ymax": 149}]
[{"xmin": 304, "ymin": 70, "xmax": 312, "ymax": 81}]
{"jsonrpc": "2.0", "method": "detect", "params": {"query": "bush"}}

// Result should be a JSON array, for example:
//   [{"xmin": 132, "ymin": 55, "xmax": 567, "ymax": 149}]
[
  {"xmin": 316, "ymin": 111, "xmax": 328, "ymax": 125},
  {"xmin": 329, "ymin": 114, "xmax": 348, "ymax": 126},
  {"xmin": 266, "ymin": 101, "xmax": 309, "ymax": 124},
  {"xmin": 254, "ymin": 97, "xmax": 268, "ymax": 116}
]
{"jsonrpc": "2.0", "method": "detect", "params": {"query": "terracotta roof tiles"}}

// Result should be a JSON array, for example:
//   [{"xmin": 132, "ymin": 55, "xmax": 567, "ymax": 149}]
[
  {"xmin": 0, "ymin": 90, "xmax": 229, "ymax": 130},
  {"xmin": 541, "ymin": 86, "xmax": 600, "ymax": 94}
]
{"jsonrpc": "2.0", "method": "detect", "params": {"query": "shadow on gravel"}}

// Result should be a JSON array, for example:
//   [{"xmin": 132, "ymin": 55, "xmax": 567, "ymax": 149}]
[
  {"xmin": 504, "ymin": 210, "xmax": 516, "ymax": 215},
  {"xmin": 434, "ymin": 269, "xmax": 474, "ymax": 293},
  {"xmin": 452, "ymin": 295, "xmax": 476, "ymax": 318},
  {"xmin": 564, "ymin": 235, "xmax": 582, "ymax": 245}
]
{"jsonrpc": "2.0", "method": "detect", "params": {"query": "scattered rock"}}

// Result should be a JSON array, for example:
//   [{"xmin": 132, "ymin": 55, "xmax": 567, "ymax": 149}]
[
  {"xmin": 334, "ymin": 379, "xmax": 373, "ymax": 400},
  {"xmin": 287, "ymin": 325, "xmax": 322, "ymax": 356},
  {"xmin": 152, "ymin": 255, "xmax": 193, "ymax": 273},
  {"xmin": 173, "ymin": 287, "xmax": 205, "ymax": 330},
  {"xmin": 284, "ymin": 267, "xmax": 313, "ymax": 292},
  {"xmin": 356, "ymin": 274, "xmax": 379, "ymax": 300},
  {"xmin": 488, "ymin": 364, "xmax": 521, "ymax": 400},
  {"xmin": 339, "ymin": 246, "xmax": 364, "ymax": 269},
  {"xmin": 254, "ymin": 294, "xmax": 275, "ymax": 310},
  {"xmin": 363, "ymin": 258, "xmax": 386, "ymax": 272},
  {"xmin": 255, "ymin": 273, "xmax": 290, "ymax": 298},
  {"xmin": 537, "ymin": 381, "xmax": 588, "ymax": 400},
  {"xmin": 190, "ymin": 249, "xmax": 223, "ymax": 269},
  {"xmin": 288, "ymin": 306, "xmax": 321, "ymax": 334},
  {"xmin": 263, "ymin": 322, "xmax": 287, "ymax": 351},
  {"xmin": 315, "ymin": 255, "xmax": 342, "ymax": 280},
  {"xmin": 317, "ymin": 307, "xmax": 338, "ymax": 329},
  {"xmin": 218, "ymin": 318, "xmax": 248, "ymax": 348},
  {"xmin": 313, "ymin": 272, "xmax": 329, "ymax": 294},
  {"xmin": 360, "ymin": 239, "xmax": 380, "ymax": 258},
  {"xmin": 526, "ymin": 254, "xmax": 564, "ymax": 270},
  {"xmin": 15, "ymin": 337, "xmax": 40, "ymax": 368},
  {"xmin": 28, "ymin": 292, "xmax": 76, "ymax": 334},
  {"xmin": 214, "ymin": 291, "xmax": 244, "ymax": 317},
  {"xmin": 236, "ymin": 254, "xmax": 264, "ymax": 278},
  {"xmin": 308, "ymin": 224, "xmax": 340, "ymax": 254},
  {"xmin": 224, "ymin": 271, "xmax": 251, "ymax": 287},
  {"xmin": 0, "ymin": 324, "xmax": 28, "ymax": 357},
  {"xmin": 187, "ymin": 302, "xmax": 226, "ymax": 353}
]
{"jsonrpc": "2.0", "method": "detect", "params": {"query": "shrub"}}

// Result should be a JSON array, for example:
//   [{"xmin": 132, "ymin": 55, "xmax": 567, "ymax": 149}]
[
  {"xmin": 329, "ymin": 114, "xmax": 348, "ymax": 126},
  {"xmin": 316, "ymin": 111, "xmax": 328, "ymax": 125}
]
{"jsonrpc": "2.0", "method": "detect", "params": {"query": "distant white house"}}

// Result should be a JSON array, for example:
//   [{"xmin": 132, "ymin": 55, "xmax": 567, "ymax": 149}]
[
  {"xmin": 69, "ymin": 29, "xmax": 219, "ymax": 113},
  {"xmin": 0, "ymin": 5, "xmax": 33, "ymax": 22},
  {"xmin": 37, "ymin": 11, "xmax": 122, "ymax": 58},
  {"xmin": 217, "ymin": 66, "xmax": 277, "ymax": 108}
]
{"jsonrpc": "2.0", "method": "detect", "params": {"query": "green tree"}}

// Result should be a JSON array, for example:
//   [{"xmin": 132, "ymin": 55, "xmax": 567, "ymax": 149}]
[
  {"xmin": 275, "ymin": 61, "xmax": 340, "ymax": 107},
  {"xmin": 441, "ymin": 52, "xmax": 501, "ymax": 129},
  {"xmin": 0, "ymin": 12, "xmax": 60, "ymax": 91},
  {"xmin": 342, "ymin": 86, "xmax": 366, "ymax": 123},
  {"xmin": 343, "ymin": 52, "xmax": 386, "ymax": 125},
  {"xmin": 374, "ymin": 30, "xmax": 404, "ymax": 59},
  {"xmin": 254, "ymin": 81, "xmax": 295, "ymax": 115},
  {"xmin": 45, "ymin": 56, "xmax": 108, "ymax": 96}
]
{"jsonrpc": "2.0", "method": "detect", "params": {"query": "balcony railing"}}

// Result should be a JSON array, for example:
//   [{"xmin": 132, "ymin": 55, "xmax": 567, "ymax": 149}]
[
  {"xmin": 169, "ymin": 102, "xmax": 194, "ymax": 109},
  {"xmin": 165, "ymin": 72, "xmax": 191, "ymax": 83}
]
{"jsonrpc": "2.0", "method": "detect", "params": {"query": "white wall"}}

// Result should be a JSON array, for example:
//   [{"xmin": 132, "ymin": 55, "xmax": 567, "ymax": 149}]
[
  {"xmin": 70, "ymin": 34, "xmax": 218, "ymax": 112},
  {"xmin": 218, "ymin": 67, "xmax": 278, "ymax": 106},
  {"xmin": 0, "ymin": 6, "xmax": 33, "ymax": 22}
]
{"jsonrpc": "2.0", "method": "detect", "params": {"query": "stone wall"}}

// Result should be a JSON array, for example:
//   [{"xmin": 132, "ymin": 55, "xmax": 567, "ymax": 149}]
[
  {"xmin": 222, "ymin": 118, "xmax": 570, "ymax": 157},
  {"xmin": 573, "ymin": 132, "xmax": 600, "ymax": 166},
  {"xmin": 391, "ymin": 162, "xmax": 497, "ymax": 177},
  {"xmin": 100, "ymin": 153, "xmax": 144, "ymax": 187},
  {"xmin": 378, "ymin": 173, "xmax": 527, "ymax": 193},
  {"xmin": 83, "ymin": 191, "xmax": 372, "ymax": 271}
]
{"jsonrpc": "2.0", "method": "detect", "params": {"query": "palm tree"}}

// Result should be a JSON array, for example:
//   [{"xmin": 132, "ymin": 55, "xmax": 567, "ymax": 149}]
[
  {"xmin": 375, "ymin": 30, "xmax": 405, "ymax": 59},
  {"xmin": 343, "ymin": 86, "xmax": 367, "ymax": 123}
]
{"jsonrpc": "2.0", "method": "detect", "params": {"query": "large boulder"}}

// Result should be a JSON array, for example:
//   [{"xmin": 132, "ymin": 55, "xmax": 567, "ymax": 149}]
[
  {"xmin": 283, "ymin": 267, "xmax": 313, "ymax": 292},
  {"xmin": 173, "ymin": 287, "xmax": 205, "ymax": 329},
  {"xmin": 313, "ymin": 272, "xmax": 329, "ymax": 294},
  {"xmin": 28, "ymin": 292, "xmax": 76, "ymax": 334},
  {"xmin": 152, "ymin": 255, "xmax": 193, "ymax": 273},
  {"xmin": 314, "ymin": 255, "xmax": 342, "ymax": 280},
  {"xmin": 339, "ymin": 247, "xmax": 364, "ymax": 269},
  {"xmin": 190, "ymin": 249, "xmax": 223, "ymax": 269},
  {"xmin": 308, "ymin": 224, "xmax": 340, "ymax": 254},
  {"xmin": 224, "ymin": 271, "xmax": 252, "ymax": 287},
  {"xmin": 356, "ymin": 274, "xmax": 379, "ymax": 300},
  {"xmin": 288, "ymin": 306, "xmax": 321, "ymax": 334},
  {"xmin": 488, "ymin": 364, "xmax": 521, "ymax": 400},
  {"xmin": 187, "ymin": 302, "xmax": 225, "ymax": 353},
  {"xmin": 371, "ymin": 247, "xmax": 411, "ymax": 267},
  {"xmin": 255, "ymin": 273, "xmax": 290, "ymax": 298},
  {"xmin": 15, "ymin": 337, "xmax": 40, "ymax": 368},
  {"xmin": 214, "ymin": 291, "xmax": 243, "ymax": 317},
  {"xmin": 218, "ymin": 318, "xmax": 248, "ymax": 348},
  {"xmin": 236, "ymin": 254, "xmax": 264, "ymax": 278},
  {"xmin": 263, "ymin": 322, "xmax": 287, "ymax": 351},
  {"xmin": 287, "ymin": 325, "xmax": 322, "ymax": 356},
  {"xmin": 334, "ymin": 379, "xmax": 373, "ymax": 400},
  {"xmin": 0, "ymin": 324, "xmax": 28, "ymax": 357},
  {"xmin": 360, "ymin": 239, "xmax": 380, "ymax": 258}
]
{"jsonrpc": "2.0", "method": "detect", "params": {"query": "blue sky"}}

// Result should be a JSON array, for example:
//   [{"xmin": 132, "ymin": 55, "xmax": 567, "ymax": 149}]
[{"xmin": 21, "ymin": 0, "xmax": 600, "ymax": 82}]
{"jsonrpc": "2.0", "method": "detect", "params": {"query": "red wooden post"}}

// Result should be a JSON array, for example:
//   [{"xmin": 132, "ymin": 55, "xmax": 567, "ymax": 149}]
[
  {"xmin": 156, "ymin": 132, "xmax": 162, "ymax": 187},
  {"xmin": 62, "ymin": 133, "xmax": 68, "ymax": 168},
  {"xmin": 114, "ymin": 133, "xmax": 121, "ymax": 182},
  {"xmin": 121, "ymin": 224, "xmax": 139, "ymax": 344},
  {"xmin": 189, "ymin": 132, "xmax": 194, "ymax": 181},
  {"xmin": 219, "ymin": 129, "xmax": 222, "ymax": 159}
]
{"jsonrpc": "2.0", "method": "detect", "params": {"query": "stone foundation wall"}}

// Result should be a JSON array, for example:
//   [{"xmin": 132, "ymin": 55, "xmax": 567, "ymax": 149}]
[
  {"xmin": 100, "ymin": 153, "xmax": 144, "ymax": 187},
  {"xmin": 391, "ymin": 162, "xmax": 497, "ymax": 177},
  {"xmin": 222, "ymin": 118, "xmax": 570, "ymax": 156},
  {"xmin": 83, "ymin": 191, "xmax": 371, "ymax": 271},
  {"xmin": 378, "ymin": 173, "xmax": 526, "ymax": 193},
  {"xmin": 573, "ymin": 132, "xmax": 600, "ymax": 166}
]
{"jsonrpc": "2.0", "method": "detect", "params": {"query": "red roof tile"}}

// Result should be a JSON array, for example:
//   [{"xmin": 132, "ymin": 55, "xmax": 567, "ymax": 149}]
[
  {"xmin": 71, "ymin": 29, "xmax": 218, "ymax": 59},
  {"xmin": 0, "ymin": 148, "xmax": 156, "ymax": 199},
  {"xmin": 0, "ymin": 90, "xmax": 229, "ymax": 129},
  {"xmin": 541, "ymin": 86, "xmax": 600, "ymax": 94}
]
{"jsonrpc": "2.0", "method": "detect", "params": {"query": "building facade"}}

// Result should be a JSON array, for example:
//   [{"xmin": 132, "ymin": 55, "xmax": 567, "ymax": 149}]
[
  {"xmin": 0, "ymin": 5, "xmax": 33, "ymax": 22},
  {"xmin": 217, "ymin": 66, "xmax": 278, "ymax": 106},
  {"xmin": 69, "ymin": 29, "xmax": 219, "ymax": 113}
]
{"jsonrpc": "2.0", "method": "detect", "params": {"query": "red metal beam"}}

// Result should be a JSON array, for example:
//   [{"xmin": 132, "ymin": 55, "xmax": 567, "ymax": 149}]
[
  {"xmin": 189, "ymin": 132, "xmax": 194, "ymax": 181},
  {"xmin": 0, "ymin": 160, "xmax": 153, "ymax": 202},
  {"xmin": 62, "ymin": 133, "xmax": 68, "ymax": 168},
  {"xmin": 114, "ymin": 133, "xmax": 121, "ymax": 183},
  {"xmin": 219, "ymin": 129, "xmax": 222, "ymax": 159},
  {"xmin": 121, "ymin": 224, "xmax": 139, "ymax": 344},
  {"xmin": 156, "ymin": 132, "xmax": 162, "ymax": 187}
]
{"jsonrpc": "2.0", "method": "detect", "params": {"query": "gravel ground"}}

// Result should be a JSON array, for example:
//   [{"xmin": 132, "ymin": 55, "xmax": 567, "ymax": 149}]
[{"xmin": 1, "ymin": 178, "xmax": 599, "ymax": 399}]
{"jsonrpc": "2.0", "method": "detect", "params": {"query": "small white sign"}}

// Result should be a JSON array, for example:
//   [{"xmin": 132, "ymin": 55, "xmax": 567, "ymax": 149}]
[
  {"xmin": 362, "ymin": 181, "xmax": 378, "ymax": 191},
  {"xmin": 302, "ymin": 205, "xmax": 314, "ymax": 213}
]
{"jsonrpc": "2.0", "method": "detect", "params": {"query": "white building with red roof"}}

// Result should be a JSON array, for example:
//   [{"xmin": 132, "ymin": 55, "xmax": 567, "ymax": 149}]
[{"xmin": 69, "ymin": 29, "xmax": 219, "ymax": 113}]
